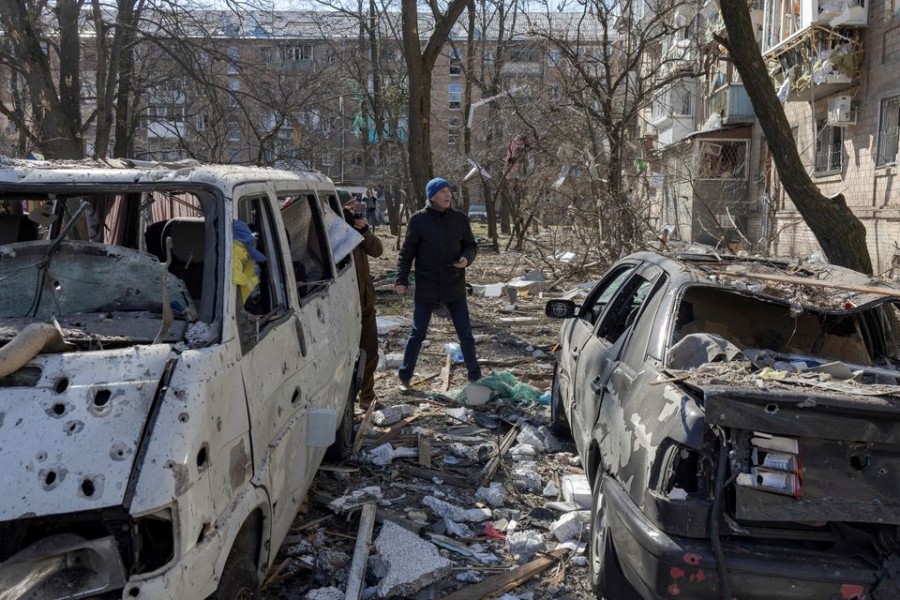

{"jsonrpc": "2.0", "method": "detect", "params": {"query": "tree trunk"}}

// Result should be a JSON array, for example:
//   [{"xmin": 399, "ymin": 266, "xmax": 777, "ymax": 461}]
[
  {"xmin": 718, "ymin": 0, "xmax": 872, "ymax": 274},
  {"xmin": 401, "ymin": 0, "xmax": 468, "ymax": 207}
]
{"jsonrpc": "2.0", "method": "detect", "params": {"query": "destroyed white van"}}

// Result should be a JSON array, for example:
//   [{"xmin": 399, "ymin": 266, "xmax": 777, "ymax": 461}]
[{"xmin": 0, "ymin": 160, "xmax": 362, "ymax": 599}]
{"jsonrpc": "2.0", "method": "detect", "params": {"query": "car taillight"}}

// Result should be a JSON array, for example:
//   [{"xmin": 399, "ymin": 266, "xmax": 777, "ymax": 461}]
[{"xmin": 736, "ymin": 434, "xmax": 803, "ymax": 498}]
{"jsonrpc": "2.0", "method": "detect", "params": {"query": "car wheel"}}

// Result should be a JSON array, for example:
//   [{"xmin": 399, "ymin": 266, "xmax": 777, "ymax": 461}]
[
  {"xmin": 212, "ymin": 547, "xmax": 260, "ymax": 600},
  {"xmin": 550, "ymin": 365, "xmax": 570, "ymax": 437},
  {"xmin": 325, "ymin": 383, "xmax": 355, "ymax": 462},
  {"xmin": 590, "ymin": 471, "xmax": 641, "ymax": 600}
]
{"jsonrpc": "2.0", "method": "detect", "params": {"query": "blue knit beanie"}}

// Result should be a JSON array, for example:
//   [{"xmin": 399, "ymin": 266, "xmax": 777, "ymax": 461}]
[{"xmin": 425, "ymin": 177, "xmax": 451, "ymax": 200}]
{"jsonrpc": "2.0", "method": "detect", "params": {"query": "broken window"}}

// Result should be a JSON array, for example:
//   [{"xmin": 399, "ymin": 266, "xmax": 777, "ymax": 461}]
[
  {"xmin": 579, "ymin": 263, "xmax": 638, "ymax": 326},
  {"xmin": 814, "ymin": 118, "xmax": 843, "ymax": 175},
  {"xmin": 279, "ymin": 192, "xmax": 334, "ymax": 299},
  {"xmin": 876, "ymin": 94, "xmax": 900, "ymax": 167},
  {"xmin": 697, "ymin": 140, "xmax": 747, "ymax": 179}
]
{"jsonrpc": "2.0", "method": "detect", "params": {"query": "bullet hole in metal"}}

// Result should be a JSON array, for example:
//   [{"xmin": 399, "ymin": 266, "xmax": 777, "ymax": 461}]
[
  {"xmin": 128, "ymin": 587, "xmax": 140, "ymax": 597},
  {"xmin": 64, "ymin": 420, "xmax": 84, "ymax": 435},
  {"xmin": 51, "ymin": 402, "xmax": 66, "ymax": 416},
  {"xmin": 54, "ymin": 378, "xmax": 69, "ymax": 394},
  {"xmin": 850, "ymin": 455, "xmax": 869, "ymax": 471},
  {"xmin": 36, "ymin": 451, "xmax": 46, "ymax": 462},
  {"xmin": 197, "ymin": 444, "xmax": 209, "ymax": 470},
  {"xmin": 879, "ymin": 467, "xmax": 888, "ymax": 475},
  {"xmin": 764, "ymin": 403, "xmax": 779, "ymax": 415},
  {"xmin": 178, "ymin": 412, "xmax": 189, "ymax": 423},
  {"xmin": 93, "ymin": 389, "xmax": 112, "ymax": 408},
  {"xmin": 45, "ymin": 471, "xmax": 57, "ymax": 486},
  {"xmin": 81, "ymin": 478, "xmax": 96, "ymax": 497},
  {"xmin": 110, "ymin": 442, "xmax": 129, "ymax": 461},
  {"xmin": 216, "ymin": 416, "xmax": 222, "ymax": 432},
  {"xmin": 40, "ymin": 466, "xmax": 68, "ymax": 490}
]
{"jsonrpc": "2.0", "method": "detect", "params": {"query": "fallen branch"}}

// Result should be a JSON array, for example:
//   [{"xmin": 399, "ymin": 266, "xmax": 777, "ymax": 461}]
[
  {"xmin": 711, "ymin": 269, "xmax": 900, "ymax": 299},
  {"xmin": 352, "ymin": 399, "xmax": 379, "ymax": 454},
  {"xmin": 480, "ymin": 423, "xmax": 520, "ymax": 486}
]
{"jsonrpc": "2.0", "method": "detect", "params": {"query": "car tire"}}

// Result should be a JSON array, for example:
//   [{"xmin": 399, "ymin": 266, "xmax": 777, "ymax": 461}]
[
  {"xmin": 550, "ymin": 365, "xmax": 570, "ymax": 437},
  {"xmin": 325, "ymin": 383, "xmax": 355, "ymax": 462},
  {"xmin": 590, "ymin": 471, "xmax": 641, "ymax": 600},
  {"xmin": 212, "ymin": 547, "xmax": 260, "ymax": 600}
]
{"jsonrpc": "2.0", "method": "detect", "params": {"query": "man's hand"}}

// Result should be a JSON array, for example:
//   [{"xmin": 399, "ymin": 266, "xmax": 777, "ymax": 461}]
[
  {"xmin": 452, "ymin": 257, "xmax": 469, "ymax": 269},
  {"xmin": 394, "ymin": 284, "xmax": 407, "ymax": 295},
  {"xmin": 352, "ymin": 218, "xmax": 368, "ymax": 230}
]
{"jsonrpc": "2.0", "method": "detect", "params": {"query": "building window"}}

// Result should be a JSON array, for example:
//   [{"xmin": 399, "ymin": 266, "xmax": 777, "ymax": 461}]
[
  {"xmin": 698, "ymin": 140, "xmax": 748, "ymax": 179},
  {"xmin": 509, "ymin": 46, "xmax": 541, "ymax": 62},
  {"xmin": 196, "ymin": 114, "xmax": 208, "ymax": 131},
  {"xmin": 548, "ymin": 49, "xmax": 562, "ymax": 65},
  {"xmin": 448, "ymin": 116, "xmax": 460, "ymax": 145},
  {"xmin": 227, "ymin": 121, "xmax": 240, "ymax": 142},
  {"xmin": 260, "ymin": 47, "xmax": 272, "ymax": 63},
  {"xmin": 877, "ymin": 95, "xmax": 900, "ymax": 166},
  {"xmin": 350, "ymin": 155, "xmax": 364, "ymax": 168},
  {"xmin": 814, "ymin": 119, "xmax": 844, "ymax": 175},
  {"xmin": 147, "ymin": 105, "xmax": 185, "ymax": 122},
  {"xmin": 449, "ymin": 48, "xmax": 462, "ymax": 76},
  {"xmin": 227, "ymin": 46, "xmax": 239, "ymax": 74},
  {"xmin": 282, "ymin": 44, "xmax": 313, "ymax": 62},
  {"xmin": 448, "ymin": 83, "xmax": 462, "ymax": 110}
]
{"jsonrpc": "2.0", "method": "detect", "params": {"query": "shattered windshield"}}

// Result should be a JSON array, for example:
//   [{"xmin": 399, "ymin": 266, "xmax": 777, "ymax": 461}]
[
  {"xmin": 0, "ymin": 188, "xmax": 216, "ymax": 345},
  {"xmin": 0, "ymin": 241, "xmax": 194, "ymax": 318}
]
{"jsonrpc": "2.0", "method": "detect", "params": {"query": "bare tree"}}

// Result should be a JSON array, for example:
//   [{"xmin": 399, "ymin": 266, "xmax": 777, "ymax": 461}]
[{"xmin": 716, "ymin": 0, "xmax": 871, "ymax": 274}]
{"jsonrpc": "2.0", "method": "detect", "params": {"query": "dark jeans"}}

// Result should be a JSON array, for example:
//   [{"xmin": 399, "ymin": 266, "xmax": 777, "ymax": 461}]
[{"xmin": 399, "ymin": 298, "xmax": 481, "ymax": 383}]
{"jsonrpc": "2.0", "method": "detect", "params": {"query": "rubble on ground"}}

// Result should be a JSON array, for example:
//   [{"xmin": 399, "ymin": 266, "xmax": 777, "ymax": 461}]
[{"xmin": 262, "ymin": 245, "xmax": 598, "ymax": 600}]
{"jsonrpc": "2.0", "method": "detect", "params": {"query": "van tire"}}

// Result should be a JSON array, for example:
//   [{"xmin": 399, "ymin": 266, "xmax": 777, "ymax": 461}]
[
  {"xmin": 325, "ymin": 384, "xmax": 355, "ymax": 462},
  {"xmin": 213, "ymin": 547, "xmax": 260, "ymax": 600}
]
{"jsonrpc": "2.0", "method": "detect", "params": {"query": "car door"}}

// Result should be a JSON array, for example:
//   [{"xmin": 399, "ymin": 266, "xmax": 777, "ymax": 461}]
[
  {"xmin": 235, "ymin": 188, "xmax": 322, "ymax": 543},
  {"xmin": 572, "ymin": 264, "xmax": 664, "ymax": 460},
  {"xmin": 561, "ymin": 262, "xmax": 639, "ymax": 455}
]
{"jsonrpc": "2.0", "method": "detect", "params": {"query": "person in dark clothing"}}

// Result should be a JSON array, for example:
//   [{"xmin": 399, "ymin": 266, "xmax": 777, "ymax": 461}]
[
  {"xmin": 344, "ymin": 197, "xmax": 384, "ymax": 408},
  {"xmin": 364, "ymin": 189, "xmax": 378, "ymax": 227},
  {"xmin": 394, "ymin": 177, "xmax": 480, "ymax": 391}
]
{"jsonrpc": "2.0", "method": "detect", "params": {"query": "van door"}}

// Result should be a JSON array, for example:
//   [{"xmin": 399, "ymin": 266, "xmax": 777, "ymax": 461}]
[{"xmin": 233, "ymin": 188, "xmax": 313, "ymax": 544}]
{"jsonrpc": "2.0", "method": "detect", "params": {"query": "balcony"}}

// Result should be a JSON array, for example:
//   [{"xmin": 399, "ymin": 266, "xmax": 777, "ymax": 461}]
[
  {"xmin": 762, "ymin": 0, "xmax": 866, "ymax": 55},
  {"xmin": 767, "ymin": 25, "xmax": 862, "ymax": 102},
  {"xmin": 709, "ymin": 84, "xmax": 755, "ymax": 124},
  {"xmin": 654, "ymin": 115, "xmax": 695, "ymax": 148}
]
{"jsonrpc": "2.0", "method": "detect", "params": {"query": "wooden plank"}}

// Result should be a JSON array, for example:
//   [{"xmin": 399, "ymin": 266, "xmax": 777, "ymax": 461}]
[
  {"xmin": 440, "ymin": 353, "xmax": 453, "ymax": 392},
  {"xmin": 366, "ymin": 414, "xmax": 420, "ymax": 449},
  {"xmin": 345, "ymin": 502, "xmax": 377, "ymax": 600},
  {"xmin": 352, "ymin": 398, "xmax": 379, "ymax": 454},
  {"xmin": 480, "ymin": 424, "xmax": 520, "ymax": 486},
  {"xmin": 418, "ymin": 433, "xmax": 432, "ymax": 469},
  {"xmin": 440, "ymin": 551, "xmax": 565, "ymax": 600},
  {"xmin": 403, "ymin": 465, "xmax": 476, "ymax": 489},
  {"xmin": 312, "ymin": 491, "xmax": 424, "ymax": 533}
]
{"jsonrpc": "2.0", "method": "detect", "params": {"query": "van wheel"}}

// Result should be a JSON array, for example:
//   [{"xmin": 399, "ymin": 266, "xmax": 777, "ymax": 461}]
[
  {"xmin": 550, "ymin": 365, "xmax": 570, "ymax": 437},
  {"xmin": 213, "ymin": 548, "xmax": 260, "ymax": 600},
  {"xmin": 325, "ymin": 384, "xmax": 355, "ymax": 462},
  {"xmin": 590, "ymin": 471, "xmax": 640, "ymax": 600}
]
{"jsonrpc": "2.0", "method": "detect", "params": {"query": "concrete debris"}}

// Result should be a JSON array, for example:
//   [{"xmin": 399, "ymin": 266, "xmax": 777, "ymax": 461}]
[
  {"xmin": 506, "ymin": 529, "xmax": 545, "ymax": 557},
  {"xmin": 510, "ymin": 443, "xmax": 538, "ymax": 461},
  {"xmin": 542, "ymin": 481, "xmax": 559, "ymax": 497},
  {"xmin": 549, "ymin": 510, "xmax": 591, "ymax": 542},
  {"xmin": 372, "ymin": 404, "xmax": 414, "ymax": 427},
  {"xmin": 328, "ymin": 486, "xmax": 383, "ymax": 514},
  {"xmin": 560, "ymin": 474, "xmax": 591, "ymax": 509},
  {"xmin": 544, "ymin": 500, "xmax": 580, "ymax": 513},
  {"xmin": 374, "ymin": 521, "xmax": 453, "ymax": 598},
  {"xmin": 442, "ymin": 517, "xmax": 473, "ymax": 538},
  {"xmin": 305, "ymin": 587, "xmax": 344, "ymax": 600},
  {"xmin": 516, "ymin": 424, "xmax": 546, "ymax": 452},
  {"xmin": 423, "ymin": 496, "xmax": 492, "ymax": 522},
  {"xmin": 376, "ymin": 315, "xmax": 412, "ymax": 336},
  {"xmin": 475, "ymin": 482, "xmax": 507, "ymax": 507},
  {"xmin": 455, "ymin": 570, "xmax": 483, "ymax": 584},
  {"xmin": 445, "ymin": 407, "xmax": 474, "ymax": 423},
  {"xmin": 511, "ymin": 463, "xmax": 542, "ymax": 492},
  {"xmin": 367, "ymin": 443, "xmax": 418, "ymax": 466}
]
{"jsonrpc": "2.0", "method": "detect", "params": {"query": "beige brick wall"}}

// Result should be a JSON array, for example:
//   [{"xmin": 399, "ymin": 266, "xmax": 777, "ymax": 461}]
[{"xmin": 773, "ymin": 0, "xmax": 900, "ymax": 273}]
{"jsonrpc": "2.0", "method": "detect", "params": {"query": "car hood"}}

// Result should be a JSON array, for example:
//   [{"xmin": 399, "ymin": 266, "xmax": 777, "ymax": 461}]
[{"xmin": 0, "ymin": 344, "xmax": 173, "ymax": 520}]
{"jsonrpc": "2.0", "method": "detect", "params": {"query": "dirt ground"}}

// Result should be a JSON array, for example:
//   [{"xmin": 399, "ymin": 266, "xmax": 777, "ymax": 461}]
[{"xmin": 262, "ymin": 224, "xmax": 607, "ymax": 600}]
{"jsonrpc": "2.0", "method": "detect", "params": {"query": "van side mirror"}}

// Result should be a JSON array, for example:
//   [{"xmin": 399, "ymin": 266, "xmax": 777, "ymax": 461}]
[{"xmin": 545, "ymin": 299, "xmax": 577, "ymax": 319}]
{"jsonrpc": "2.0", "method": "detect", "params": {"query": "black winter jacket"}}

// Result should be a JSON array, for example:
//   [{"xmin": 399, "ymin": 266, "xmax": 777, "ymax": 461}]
[{"xmin": 396, "ymin": 206, "xmax": 477, "ymax": 303}]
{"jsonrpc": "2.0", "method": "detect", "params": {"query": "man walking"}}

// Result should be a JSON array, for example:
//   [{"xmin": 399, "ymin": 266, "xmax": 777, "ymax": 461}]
[
  {"xmin": 395, "ymin": 177, "xmax": 480, "ymax": 391},
  {"xmin": 343, "ymin": 194, "xmax": 384, "ymax": 409}
]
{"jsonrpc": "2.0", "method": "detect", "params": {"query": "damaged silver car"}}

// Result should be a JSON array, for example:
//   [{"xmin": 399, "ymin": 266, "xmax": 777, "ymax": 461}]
[
  {"xmin": 546, "ymin": 248, "xmax": 900, "ymax": 600},
  {"xmin": 0, "ymin": 160, "xmax": 362, "ymax": 599}
]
